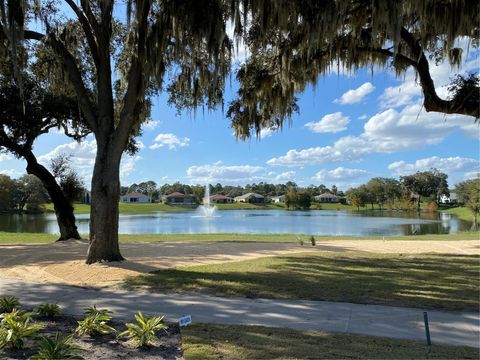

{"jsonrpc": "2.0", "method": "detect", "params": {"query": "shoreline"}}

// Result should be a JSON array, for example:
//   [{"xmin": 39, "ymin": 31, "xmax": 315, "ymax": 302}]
[{"xmin": 0, "ymin": 231, "xmax": 478, "ymax": 245}]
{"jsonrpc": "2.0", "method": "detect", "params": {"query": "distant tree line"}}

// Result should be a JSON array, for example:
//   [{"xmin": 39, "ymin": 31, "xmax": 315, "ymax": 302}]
[
  {"xmin": 120, "ymin": 180, "xmax": 344, "ymax": 204},
  {"xmin": 345, "ymin": 169, "xmax": 450, "ymax": 211},
  {"xmin": 0, "ymin": 155, "xmax": 85, "ymax": 215}
]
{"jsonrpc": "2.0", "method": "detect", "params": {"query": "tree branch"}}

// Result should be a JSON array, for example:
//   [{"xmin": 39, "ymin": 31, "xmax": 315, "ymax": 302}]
[
  {"xmin": 63, "ymin": 0, "xmax": 100, "ymax": 67},
  {"xmin": 79, "ymin": 0, "xmax": 99, "ymax": 35},
  {"xmin": 24, "ymin": 30, "xmax": 98, "ymax": 131},
  {"xmin": 399, "ymin": 27, "xmax": 479, "ymax": 118},
  {"xmin": 115, "ymin": 0, "xmax": 152, "ymax": 152}
]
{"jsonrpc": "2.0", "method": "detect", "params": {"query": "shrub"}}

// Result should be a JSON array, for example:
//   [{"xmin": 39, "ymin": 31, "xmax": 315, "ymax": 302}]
[
  {"xmin": 75, "ymin": 306, "xmax": 116, "ymax": 337},
  {"xmin": 425, "ymin": 201, "xmax": 439, "ymax": 212},
  {"xmin": 0, "ymin": 309, "xmax": 43, "ymax": 349},
  {"xmin": 0, "ymin": 296, "xmax": 20, "ymax": 313},
  {"xmin": 31, "ymin": 332, "xmax": 84, "ymax": 360},
  {"xmin": 119, "ymin": 312, "xmax": 167, "ymax": 347},
  {"xmin": 35, "ymin": 303, "xmax": 61, "ymax": 318},
  {"xmin": 309, "ymin": 236, "xmax": 316, "ymax": 246}
]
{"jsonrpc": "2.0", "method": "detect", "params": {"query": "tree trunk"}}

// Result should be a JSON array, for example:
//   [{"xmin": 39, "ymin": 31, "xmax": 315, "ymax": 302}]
[
  {"xmin": 86, "ymin": 139, "xmax": 124, "ymax": 264},
  {"xmin": 24, "ymin": 152, "xmax": 80, "ymax": 241}
]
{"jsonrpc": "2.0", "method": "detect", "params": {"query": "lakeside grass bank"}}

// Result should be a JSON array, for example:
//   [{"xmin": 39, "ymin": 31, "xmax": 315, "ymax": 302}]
[
  {"xmin": 124, "ymin": 251, "xmax": 480, "ymax": 312},
  {"xmin": 0, "ymin": 231, "xmax": 478, "ymax": 245},
  {"xmin": 182, "ymin": 324, "xmax": 479, "ymax": 359},
  {"xmin": 440, "ymin": 206, "xmax": 475, "ymax": 222},
  {"xmin": 42, "ymin": 202, "xmax": 476, "ymax": 221}
]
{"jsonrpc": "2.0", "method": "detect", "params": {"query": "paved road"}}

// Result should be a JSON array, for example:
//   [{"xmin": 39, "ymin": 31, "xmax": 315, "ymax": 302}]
[{"xmin": 0, "ymin": 279, "xmax": 478, "ymax": 348}]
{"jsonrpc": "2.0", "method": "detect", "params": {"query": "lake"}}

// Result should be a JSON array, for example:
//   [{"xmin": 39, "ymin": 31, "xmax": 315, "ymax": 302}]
[{"xmin": 0, "ymin": 209, "xmax": 471, "ymax": 236}]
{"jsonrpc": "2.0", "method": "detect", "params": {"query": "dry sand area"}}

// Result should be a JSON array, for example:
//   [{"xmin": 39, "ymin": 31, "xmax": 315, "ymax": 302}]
[{"xmin": 0, "ymin": 238, "xmax": 479, "ymax": 287}]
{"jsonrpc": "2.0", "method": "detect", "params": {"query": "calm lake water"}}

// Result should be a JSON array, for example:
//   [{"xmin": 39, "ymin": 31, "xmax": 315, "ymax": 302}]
[{"xmin": 0, "ymin": 209, "xmax": 472, "ymax": 236}]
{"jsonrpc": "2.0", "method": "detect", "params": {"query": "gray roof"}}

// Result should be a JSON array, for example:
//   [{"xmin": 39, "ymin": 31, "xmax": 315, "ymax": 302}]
[{"xmin": 234, "ymin": 192, "xmax": 264, "ymax": 200}]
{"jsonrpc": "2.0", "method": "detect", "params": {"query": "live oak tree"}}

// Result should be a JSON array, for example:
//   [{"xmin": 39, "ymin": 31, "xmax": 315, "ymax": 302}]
[
  {"xmin": 454, "ymin": 178, "xmax": 480, "ymax": 228},
  {"xmin": 0, "ymin": 73, "xmax": 85, "ymax": 240},
  {"xmin": 227, "ymin": 0, "xmax": 479, "ymax": 138},
  {"xmin": 400, "ymin": 169, "xmax": 449, "ymax": 211},
  {"xmin": 1, "ymin": 0, "xmax": 232, "ymax": 263}
]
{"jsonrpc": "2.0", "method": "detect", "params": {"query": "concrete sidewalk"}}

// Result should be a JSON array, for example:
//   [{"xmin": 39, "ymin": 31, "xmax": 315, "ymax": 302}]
[{"xmin": 0, "ymin": 279, "xmax": 478, "ymax": 348}]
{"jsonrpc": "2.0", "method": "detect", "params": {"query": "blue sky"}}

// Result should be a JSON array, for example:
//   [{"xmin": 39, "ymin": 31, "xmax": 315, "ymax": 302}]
[{"xmin": 1, "ymin": 47, "xmax": 479, "ymax": 192}]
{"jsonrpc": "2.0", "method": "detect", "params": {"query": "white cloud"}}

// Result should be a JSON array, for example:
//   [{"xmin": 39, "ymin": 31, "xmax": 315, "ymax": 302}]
[
  {"xmin": 313, "ymin": 167, "xmax": 368, "ymax": 182},
  {"xmin": 38, "ymin": 140, "xmax": 97, "ymax": 180},
  {"xmin": 388, "ymin": 156, "xmax": 480, "ymax": 176},
  {"xmin": 142, "ymin": 120, "xmax": 160, "ymax": 131},
  {"xmin": 136, "ymin": 141, "xmax": 145, "ymax": 150},
  {"xmin": 0, "ymin": 154, "xmax": 12, "ymax": 162},
  {"xmin": 259, "ymin": 128, "xmax": 276, "ymax": 139},
  {"xmin": 334, "ymin": 82, "xmax": 375, "ymax": 105},
  {"xmin": 0, "ymin": 168, "xmax": 19, "ymax": 177},
  {"xmin": 358, "ymin": 114, "xmax": 368, "ymax": 120},
  {"xmin": 273, "ymin": 171, "xmax": 296, "ymax": 183},
  {"xmin": 187, "ymin": 161, "xmax": 266, "ymax": 184},
  {"xmin": 37, "ymin": 139, "xmax": 141, "ymax": 183},
  {"xmin": 463, "ymin": 171, "xmax": 480, "ymax": 181},
  {"xmin": 150, "ymin": 133, "xmax": 190, "ymax": 150},
  {"xmin": 120, "ymin": 155, "xmax": 142, "ymax": 181},
  {"xmin": 268, "ymin": 103, "xmax": 477, "ymax": 167},
  {"xmin": 305, "ymin": 112, "xmax": 350, "ymax": 133}
]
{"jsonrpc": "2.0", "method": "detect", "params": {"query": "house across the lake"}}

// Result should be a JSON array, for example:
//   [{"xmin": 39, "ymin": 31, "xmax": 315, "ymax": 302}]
[
  {"xmin": 165, "ymin": 192, "xmax": 197, "ymax": 205},
  {"xmin": 234, "ymin": 192, "xmax": 265, "ymax": 203},
  {"xmin": 271, "ymin": 195, "xmax": 285, "ymax": 203},
  {"xmin": 440, "ymin": 192, "xmax": 458, "ymax": 204},
  {"xmin": 314, "ymin": 193, "xmax": 338, "ymax": 203},
  {"xmin": 207, "ymin": 194, "xmax": 234, "ymax": 204},
  {"xmin": 121, "ymin": 192, "xmax": 151, "ymax": 203}
]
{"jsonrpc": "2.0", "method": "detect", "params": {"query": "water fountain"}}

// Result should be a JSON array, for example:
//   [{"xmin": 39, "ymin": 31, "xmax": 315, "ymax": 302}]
[{"xmin": 196, "ymin": 184, "xmax": 218, "ymax": 217}]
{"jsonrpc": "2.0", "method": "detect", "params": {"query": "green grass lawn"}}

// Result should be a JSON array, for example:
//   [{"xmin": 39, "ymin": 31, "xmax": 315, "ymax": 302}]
[
  {"xmin": 182, "ymin": 324, "xmax": 479, "ymax": 360},
  {"xmin": 124, "ymin": 251, "xmax": 480, "ymax": 311},
  {"xmin": 441, "ymin": 206, "xmax": 475, "ymax": 222},
  {"xmin": 44, "ymin": 201, "xmax": 368, "ymax": 214},
  {"xmin": 45, "ymin": 202, "xmax": 195, "ymax": 214},
  {"xmin": 0, "ymin": 231, "xmax": 478, "ymax": 245}
]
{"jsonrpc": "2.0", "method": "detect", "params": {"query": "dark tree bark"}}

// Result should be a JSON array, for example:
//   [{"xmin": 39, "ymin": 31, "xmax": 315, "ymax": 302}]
[
  {"xmin": 23, "ymin": 151, "xmax": 81, "ymax": 241},
  {"xmin": 86, "ymin": 138, "xmax": 124, "ymax": 263}
]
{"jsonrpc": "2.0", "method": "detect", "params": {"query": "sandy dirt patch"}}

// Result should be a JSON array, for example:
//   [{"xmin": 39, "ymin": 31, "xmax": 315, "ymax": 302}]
[{"xmin": 0, "ymin": 238, "xmax": 478, "ymax": 286}]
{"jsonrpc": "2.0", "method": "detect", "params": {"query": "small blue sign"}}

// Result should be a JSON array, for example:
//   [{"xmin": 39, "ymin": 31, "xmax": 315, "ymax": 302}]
[{"xmin": 179, "ymin": 315, "xmax": 192, "ymax": 327}]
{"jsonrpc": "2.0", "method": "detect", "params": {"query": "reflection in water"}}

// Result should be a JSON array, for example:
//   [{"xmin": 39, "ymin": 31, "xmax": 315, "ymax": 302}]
[{"xmin": 0, "ymin": 210, "xmax": 472, "ymax": 236}]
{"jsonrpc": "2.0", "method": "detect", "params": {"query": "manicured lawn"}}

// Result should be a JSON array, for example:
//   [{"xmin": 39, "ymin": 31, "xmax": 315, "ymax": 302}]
[
  {"xmin": 441, "ymin": 206, "xmax": 475, "ymax": 222},
  {"xmin": 182, "ymin": 324, "xmax": 479, "ymax": 360},
  {"xmin": 0, "ymin": 231, "xmax": 478, "ymax": 245},
  {"xmin": 125, "ymin": 252, "xmax": 480, "ymax": 311},
  {"xmin": 44, "ymin": 201, "xmax": 374, "ymax": 213},
  {"xmin": 215, "ymin": 202, "xmax": 285, "ymax": 210},
  {"xmin": 45, "ymin": 202, "xmax": 194, "ymax": 214}
]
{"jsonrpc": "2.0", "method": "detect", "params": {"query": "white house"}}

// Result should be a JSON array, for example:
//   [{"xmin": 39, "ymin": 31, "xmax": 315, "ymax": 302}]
[
  {"xmin": 271, "ymin": 195, "xmax": 286, "ymax": 203},
  {"xmin": 314, "ymin": 193, "xmax": 338, "ymax": 203},
  {"xmin": 440, "ymin": 192, "xmax": 458, "ymax": 204},
  {"xmin": 121, "ymin": 192, "xmax": 151, "ymax": 203},
  {"xmin": 234, "ymin": 192, "xmax": 265, "ymax": 203}
]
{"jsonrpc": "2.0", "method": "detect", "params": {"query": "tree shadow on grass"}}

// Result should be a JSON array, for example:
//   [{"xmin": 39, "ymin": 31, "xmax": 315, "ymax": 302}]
[
  {"xmin": 183, "ymin": 323, "xmax": 480, "ymax": 359},
  {"xmin": 126, "ymin": 253, "xmax": 480, "ymax": 312}
]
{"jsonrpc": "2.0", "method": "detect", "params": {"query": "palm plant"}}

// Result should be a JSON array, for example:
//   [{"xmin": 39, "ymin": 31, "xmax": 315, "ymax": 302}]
[
  {"xmin": 30, "ymin": 332, "xmax": 84, "ymax": 360},
  {"xmin": 0, "ymin": 296, "xmax": 20, "ymax": 313},
  {"xmin": 0, "ymin": 309, "xmax": 44, "ymax": 349},
  {"xmin": 119, "ymin": 312, "xmax": 167, "ymax": 347},
  {"xmin": 75, "ymin": 306, "xmax": 116, "ymax": 337},
  {"xmin": 35, "ymin": 303, "xmax": 61, "ymax": 318}
]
